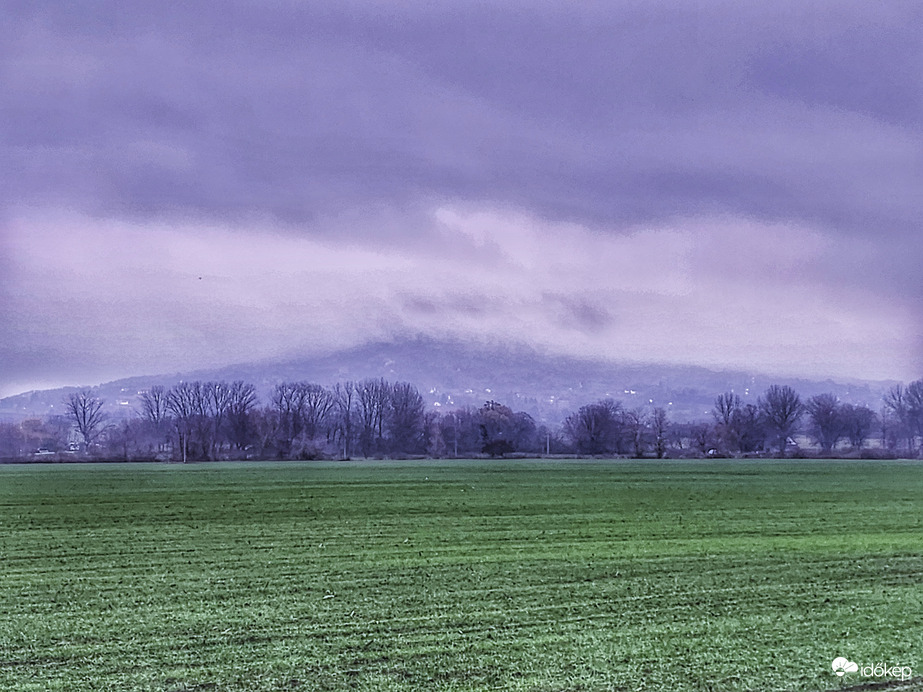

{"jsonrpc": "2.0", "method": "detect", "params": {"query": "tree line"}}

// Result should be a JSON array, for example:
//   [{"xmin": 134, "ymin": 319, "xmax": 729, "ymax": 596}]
[{"xmin": 1, "ymin": 377, "xmax": 922, "ymax": 461}]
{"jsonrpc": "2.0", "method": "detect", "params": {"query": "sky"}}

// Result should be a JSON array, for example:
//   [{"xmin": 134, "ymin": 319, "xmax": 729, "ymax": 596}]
[{"xmin": 2, "ymin": 1, "xmax": 922, "ymax": 398}]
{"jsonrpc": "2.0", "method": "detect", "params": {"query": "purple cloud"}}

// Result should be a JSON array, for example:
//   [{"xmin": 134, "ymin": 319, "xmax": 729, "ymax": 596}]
[{"xmin": 2, "ymin": 1, "xmax": 921, "ymax": 394}]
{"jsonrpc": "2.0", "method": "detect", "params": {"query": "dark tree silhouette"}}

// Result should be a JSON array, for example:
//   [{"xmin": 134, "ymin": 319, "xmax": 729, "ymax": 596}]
[
  {"xmin": 332, "ymin": 381, "xmax": 356, "ymax": 458},
  {"xmin": 64, "ymin": 391, "xmax": 107, "ymax": 451},
  {"xmin": 883, "ymin": 384, "xmax": 914, "ymax": 453},
  {"xmin": 622, "ymin": 408, "xmax": 647, "ymax": 458},
  {"xmin": 805, "ymin": 393, "xmax": 843, "ymax": 454},
  {"xmin": 166, "ymin": 382, "xmax": 198, "ymax": 463},
  {"xmin": 840, "ymin": 404, "xmax": 876, "ymax": 450},
  {"xmin": 300, "ymin": 383, "xmax": 334, "ymax": 445},
  {"xmin": 227, "ymin": 381, "xmax": 259, "ymax": 451},
  {"xmin": 734, "ymin": 404, "xmax": 766, "ymax": 454},
  {"xmin": 713, "ymin": 392, "xmax": 741, "ymax": 454},
  {"xmin": 759, "ymin": 385, "xmax": 804, "ymax": 456},
  {"xmin": 563, "ymin": 399, "xmax": 623, "ymax": 455},
  {"xmin": 139, "ymin": 385, "xmax": 170, "ymax": 425},
  {"xmin": 388, "ymin": 382, "xmax": 425, "ymax": 454},
  {"xmin": 651, "ymin": 407, "xmax": 669, "ymax": 458},
  {"xmin": 357, "ymin": 378, "xmax": 390, "ymax": 456},
  {"xmin": 905, "ymin": 379, "xmax": 923, "ymax": 453}
]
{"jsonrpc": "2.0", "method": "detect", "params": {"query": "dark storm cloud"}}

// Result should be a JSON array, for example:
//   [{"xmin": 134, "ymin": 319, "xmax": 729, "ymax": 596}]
[{"xmin": 4, "ymin": 1, "xmax": 921, "ymax": 235}]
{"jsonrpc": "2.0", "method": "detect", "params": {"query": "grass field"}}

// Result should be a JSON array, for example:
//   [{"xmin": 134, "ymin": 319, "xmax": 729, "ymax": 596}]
[{"xmin": 1, "ymin": 460, "xmax": 921, "ymax": 691}]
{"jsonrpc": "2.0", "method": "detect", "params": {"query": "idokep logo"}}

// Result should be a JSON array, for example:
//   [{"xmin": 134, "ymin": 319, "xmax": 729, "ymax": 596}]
[
  {"xmin": 832, "ymin": 657, "xmax": 858, "ymax": 676},
  {"xmin": 832, "ymin": 657, "xmax": 913, "ymax": 682}
]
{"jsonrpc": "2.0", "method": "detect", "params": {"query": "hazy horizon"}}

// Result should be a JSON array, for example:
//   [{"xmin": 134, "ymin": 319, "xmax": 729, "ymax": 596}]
[{"xmin": 3, "ymin": 2, "xmax": 921, "ymax": 398}]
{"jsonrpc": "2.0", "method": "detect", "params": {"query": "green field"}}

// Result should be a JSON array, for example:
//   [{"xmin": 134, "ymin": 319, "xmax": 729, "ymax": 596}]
[{"xmin": 1, "ymin": 460, "xmax": 921, "ymax": 691}]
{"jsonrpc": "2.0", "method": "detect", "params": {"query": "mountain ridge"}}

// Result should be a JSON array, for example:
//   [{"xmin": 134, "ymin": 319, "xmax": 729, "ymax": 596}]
[{"xmin": 0, "ymin": 338, "xmax": 896, "ymax": 424}]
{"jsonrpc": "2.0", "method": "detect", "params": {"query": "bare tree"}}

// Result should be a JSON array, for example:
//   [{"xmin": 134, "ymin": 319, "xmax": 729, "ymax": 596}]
[
  {"xmin": 301, "ymin": 383, "xmax": 334, "ymax": 442},
  {"xmin": 622, "ymin": 408, "xmax": 647, "ymax": 458},
  {"xmin": 563, "ymin": 399, "xmax": 623, "ymax": 455},
  {"xmin": 137, "ymin": 385, "xmax": 173, "ymax": 456},
  {"xmin": 840, "ymin": 404, "xmax": 876, "ymax": 451},
  {"xmin": 905, "ymin": 379, "xmax": 923, "ymax": 455},
  {"xmin": 712, "ymin": 392, "xmax": 741, "ymax": 454},
  {"xmin": 139, "ymin": 385, "xmax": 170, "ymax": 425},
  {"xmin": 192, "ymin": 381, "xmax": 234, "ymax": 460},
  {"xmin": 64, "ymin": 391, "xmax": 108, "ymax": 452},
  {"xmin": 690, "ymin": 422, "xmax": 713, "ymax": 457},
  {"xmin": 356, "ymin": 378, "xmax": 390, "ymax": 456},
  {"xmin": 651, "ymin": 407, "xmax": 669, "ymax": 459},
  {"xmin": 883, "ymin": 384, "xmax": 914, "ymax": 453},
  {"xmin": 227, "ymin": 381, "xmax": 259, "ymax": 452},
  {"xmin": 252, "ymin": 405, "xmax": 282, "ymax": 458},
  {"xmin": 185, "ymin": 381, "xmax": 213, "ymax": 460},
  {"xmin": 272, "ymin": 382, "xmax": 309, "ymax": 458},
  {"xmin": 805, "ymin": 393, "xmax": 843, "ymax": 454},
  {"xmin": 166, "ymin": 382, "xmax": 198, "ymax": 462},
  {"xmin": 388, "ymin": 381, "xmax": 425, "ymax": 455},
  {"xmin": 332, "ymin": 381, "xmax": 356, "ymax": 458},
  {"xmin": 713, "ymin": 392, "xmax": 740, "ymax": 426},
  {"xmin": 735, "ymin": 404, "xmax": 766, "ymax": 454},
  {"xmin": 423, "ymin": 410, "xmax": 445, "ymax": 458},
  {"xmin": 758, "ymin": 385, "xmax": 804, "ymax": 456}
]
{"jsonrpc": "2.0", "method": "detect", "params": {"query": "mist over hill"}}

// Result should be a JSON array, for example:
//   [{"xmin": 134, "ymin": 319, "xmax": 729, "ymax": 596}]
[{"xmin": 0, "ymin": 338, "xmax": 894, "ymax": 424}]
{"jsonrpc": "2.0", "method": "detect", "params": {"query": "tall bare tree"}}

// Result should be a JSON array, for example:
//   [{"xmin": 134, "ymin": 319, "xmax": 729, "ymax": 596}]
[
  {"xmin": 713, "ymin": 392, "xmax": 741, "ymax": 454},
  {"xmin": 301, "ymin": 383, "xmax": 334, "ymax": 442},
  {"xmin": 758, "ymin": 385, "xmax": 804, "ymax": 456},
  {"xmin": 423, "ymin": 410, "xmax": 446, "ymax": 457},
  {"xmin": 64, "ymin": 391, "xmax": 107, "ymax": 451},
  {"xmin": 166, "ymin": 382, "xmax": 198, "ymax": 462},
  {"xmin": 905, "ymin": 379, "xmax": 923, "ymax": 454},
  {"xmin": 713, "ymin": 392, "xmax": 740, "ymax": 427},
  {"xmin": 202, "ymin": 381, "xmax": 233, "ymax": 459},
  {"xmin": 227, "ymin": 381, "xmax": 259, "ymax": 452},
  {"xmin": 272, "ymin": 382, "xmax": 309, "ymax": 458},
  {"xmin": 356, "ymin": 378, "xmax": 390, "ymax": 456},
  {"xmin": 840, "ymin": 403, "xmax": 876, "ymax": 451},
  {"xmin": 388, "ymin": 382, "xmax": 425, "ymax": 455},
  {"xmin": 735, "ymin": 404, "xmax": 765, "ymax": 454},
  {"xmin": 139, "ymin": 385, "xmax": 170, "ymax": 425},
  {"xmin": 651, "ymin": 407, "xmax": 669, "ymax": 459},
  {"xmin": 622, "ymin": 408, "xmax": 648, "ymax": 458},
  {"xmin": 805, "ymin": 393, "xmax": 843, "ymax": 454},
  {"xmin": 137, "ymin": 384, "xmax": 172, "ymax": 455},
  {"xmin": 883, "ymin": 384, "xmax": 914, "ymax": 453},
  {"xmin": 332, "ymin": 381, "xmax": 356, "ymax": 458}
]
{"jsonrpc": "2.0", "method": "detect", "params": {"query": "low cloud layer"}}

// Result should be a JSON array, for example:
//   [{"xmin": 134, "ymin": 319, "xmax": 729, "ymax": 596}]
[{"xmin": 2, "ymin": 1, "xmax": 921, "ymax": 396}]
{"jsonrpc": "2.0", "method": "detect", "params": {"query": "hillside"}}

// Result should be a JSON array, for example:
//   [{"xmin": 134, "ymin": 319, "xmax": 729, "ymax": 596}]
[{"xmin": 0, "ymin": 338, "xmax": 894, "ymax": 424}]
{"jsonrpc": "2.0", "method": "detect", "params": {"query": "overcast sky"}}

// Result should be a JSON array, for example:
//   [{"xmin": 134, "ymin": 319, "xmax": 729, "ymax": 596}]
[{"xmin": 2, "ymin": 1, "xmax": 921, "ymax": 397}]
